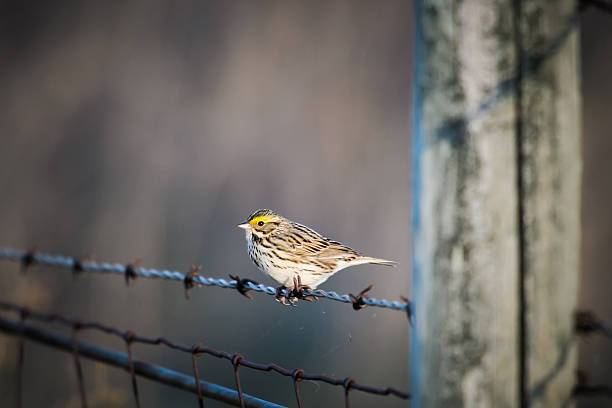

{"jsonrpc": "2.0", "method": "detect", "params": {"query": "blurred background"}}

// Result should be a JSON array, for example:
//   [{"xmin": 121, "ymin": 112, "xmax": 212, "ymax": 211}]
[{"xmin": 0, "ymin": 1, "xmax": 609, "ymax": 407}]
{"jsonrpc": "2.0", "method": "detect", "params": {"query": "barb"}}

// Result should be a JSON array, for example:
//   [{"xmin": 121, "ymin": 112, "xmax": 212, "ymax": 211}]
[
  {"xmin": 573, "ymin": 370, "xmax": 612, "ymax": 399},
  {"xmin": 0, "ymin": 301, "xmax": 410, "ymax": 402},
  {"xmin": 580, "ymin": 0, "xmax": 612, "ymax": 14},
  {"xmin": 575, "ymin": 310, "xmax": 612, "ymax": 338},
  {"xmin": 0, "ymin": 248, "xmax": 411, "ymax": 314},
  {"xmin": 348, "ymin": 285, "xmax": 373, "ymax": 310},
  {"xmin": 343, "ymin": 377, "xmax": 355, "ymax": 408},
  {"xmin": 184, "ymin": 265, "xmax": 203, "ymax": 300},
  {"xmin": 229, "ymin": 275, "xmax": 259, "ymax": 300}
]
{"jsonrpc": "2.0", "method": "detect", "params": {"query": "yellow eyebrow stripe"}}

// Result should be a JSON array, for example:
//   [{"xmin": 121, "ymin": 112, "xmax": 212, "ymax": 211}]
[{"xmin": 249, "ymin": 216, "xmax": 275, "ymax": 226}]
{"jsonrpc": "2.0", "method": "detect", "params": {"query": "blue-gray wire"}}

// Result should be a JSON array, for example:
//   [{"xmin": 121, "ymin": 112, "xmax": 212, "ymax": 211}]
[{"xmin": 0, "ymin": 248, "xmax": 411, "ymax": 314}]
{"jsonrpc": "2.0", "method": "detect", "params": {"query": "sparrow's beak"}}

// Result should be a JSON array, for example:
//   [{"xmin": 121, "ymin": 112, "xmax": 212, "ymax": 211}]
[{"xmin": 237, "ymin": 223, "xmax": 251, "ymax": 231}]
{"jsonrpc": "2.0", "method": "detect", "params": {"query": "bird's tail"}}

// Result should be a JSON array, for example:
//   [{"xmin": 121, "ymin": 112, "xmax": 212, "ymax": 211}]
[{"xmin": 358, "ymin": 257, "xmax": 397, "ymax": 267}]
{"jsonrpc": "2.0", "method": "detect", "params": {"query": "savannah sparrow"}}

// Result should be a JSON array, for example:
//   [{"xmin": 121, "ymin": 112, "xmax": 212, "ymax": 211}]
[{"xmin": 237, "ymin": 209, "xmax": 395, "ymax": 296}]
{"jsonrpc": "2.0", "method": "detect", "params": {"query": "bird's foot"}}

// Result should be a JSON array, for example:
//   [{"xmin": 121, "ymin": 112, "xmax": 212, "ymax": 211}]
[
  {"xmin": 275, "ymin": 277, "xmax": 318, "ymax": 306},
  {"xmin": 275, "ymin": 285, "xmax": 292, "ymax": 306},
  {"xmin": 288, "ymin": 276, "xmax": 318, "ymax": 304}
]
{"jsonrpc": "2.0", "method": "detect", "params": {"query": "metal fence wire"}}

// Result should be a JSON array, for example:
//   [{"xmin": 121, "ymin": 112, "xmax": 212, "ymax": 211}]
[
  {"xmin": 0, "ymin": 248, "xmax": 411, "ymax": 320},
  {"xmin": 0, "ymin": 248, "xmax": 411, "ymax": 407},
  {"xmin": 0, "ymin": 301, "xmax": 410, "ymax": 408}
]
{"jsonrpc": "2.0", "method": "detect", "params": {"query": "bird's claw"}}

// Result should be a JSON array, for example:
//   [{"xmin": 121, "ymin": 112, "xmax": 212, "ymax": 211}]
[
  {"xmin": 289, "ymin": 276, "xmax": 318, "ymax": 304},
  {"xmin": 275, "ymin": 285, "xmax": 292, "ymax": 306},
  {"xmin": 274, "ymin": 276, "xmax": 318, "ymax": 306}
]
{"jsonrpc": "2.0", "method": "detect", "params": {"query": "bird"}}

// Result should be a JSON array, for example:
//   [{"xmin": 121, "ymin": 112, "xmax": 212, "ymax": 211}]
[{"xmin": 237, "ymin": 209, "xmax": 395, "ymax": 302}]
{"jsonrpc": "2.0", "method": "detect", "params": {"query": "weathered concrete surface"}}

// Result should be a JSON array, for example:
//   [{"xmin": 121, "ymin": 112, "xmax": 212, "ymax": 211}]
[
  {"xmin": 412, "ymin": 0, "xmax": 581, "ymax": 407},
  {"xmin": 518, "ymin": 1, "xmax": 581, "ymax": 407},
  {"xmin": 412, "ymin": 1, "xmax": 519, "ymax": 406}
]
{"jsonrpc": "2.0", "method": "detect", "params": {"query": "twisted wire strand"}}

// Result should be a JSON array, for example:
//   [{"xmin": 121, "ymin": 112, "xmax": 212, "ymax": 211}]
[
  {"xmin": 0, "ymin": 301, "xmax": 410, "ymax": 401},
  {"xmin": 0, "ymin": 248, "xmax": 411, "ymax": 314}
]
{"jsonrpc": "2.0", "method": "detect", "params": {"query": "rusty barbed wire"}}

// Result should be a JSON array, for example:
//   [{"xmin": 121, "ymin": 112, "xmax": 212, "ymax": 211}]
[
  {"xmin": 192, "ymin": 343, "xmax": 205, "ymax": 408},
  {"xmin": 573, "ymin": 312, "xmax": 612, "ymax": 402},
  {"xmin": 580, "ymin": 0, "xmax": 612, "ymax": 14},
  {"xmin": 573, "ymin": 370, "xmax": 612, "ymax": 400},
  {"xmin": 71, "ymin": 322, "xmax": 88, "ymax": 408},
  {"xmin": 0, "ymin": 248, "xmax": 412, "ymax": 318},
  {"xmin": 0, "ymin": 310, "xmax": 280, "ymax": 408},
  {"xmin": 575, "ymin": 310, "xmax": 612, "ymax": 339},
  {"xmin": 0, "ymin": 300, "xmax": 410, "ymax": 407}
]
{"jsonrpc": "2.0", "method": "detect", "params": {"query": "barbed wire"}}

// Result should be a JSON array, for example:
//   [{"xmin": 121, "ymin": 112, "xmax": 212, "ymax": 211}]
[
  {"xmin": 575, "ymin": 310, "xmax": 612, "ymax": 339},
  {"xmin": 573, "ymin": 311, "xmax": 612, "ymax": 401},
  {"xmin": 0, "ymin": 309, "xmax": 281, "ymax": 408},
  {"xmin": 580, "ymin": 0, "xmax": 612, "ymax": 14},
  {"xmin": 573, "ymin": 370, "xmax": 612, "ymax": 401},
  {"xmin": 0, "ymin": 248, "xmax": 412, "ymax": 319},
  {"xmin": 0, "ymin": 300, "xmax": 410, "ymax": 407}
]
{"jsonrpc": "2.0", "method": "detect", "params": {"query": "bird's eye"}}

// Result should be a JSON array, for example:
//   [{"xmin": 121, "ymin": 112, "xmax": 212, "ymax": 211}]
[{"xmin": 258, "ymin": 221, "xmax": 264, "ymax": 227}]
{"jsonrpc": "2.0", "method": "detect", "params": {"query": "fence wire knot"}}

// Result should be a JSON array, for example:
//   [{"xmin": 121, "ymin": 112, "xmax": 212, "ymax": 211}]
[
  {"xmin": 124, "ymin": 330, "xmax": 135, "ymax": 344},
  {"xmin": 343, "ymin": 377, "xmax": 355, "ymax": 408},
  {"xmin": 229, "ymin": 275, "xmax": 259, "ymax": 300},
  {"xmin": 291, "ymin": 368, "xmax": 304, "ymax": 382},
  {"xmin": 192, "ymin": 343, "xmax": 203, "ymax": 356},
  {"xmin": 231, "ymin": 353, "xmax": 243, "ymax": 367}
]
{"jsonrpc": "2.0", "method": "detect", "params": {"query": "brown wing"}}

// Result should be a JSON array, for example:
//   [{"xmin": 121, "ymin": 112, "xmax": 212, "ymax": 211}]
[{"xmin": 271, "ymin": 223, "xmax": 360, "ymax": 262}]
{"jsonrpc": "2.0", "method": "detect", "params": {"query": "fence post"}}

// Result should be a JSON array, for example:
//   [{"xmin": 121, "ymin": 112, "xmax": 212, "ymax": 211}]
[
  {"xmin": 516, "ymin": 1, "xmax": 581, "ymax": 407},
  {"xmin": 411, "ymin": 0, "xmax": 581, "ymax": 407}
]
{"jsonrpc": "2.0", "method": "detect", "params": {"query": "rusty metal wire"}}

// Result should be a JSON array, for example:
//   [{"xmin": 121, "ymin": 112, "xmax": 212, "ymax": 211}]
[
  {"xmin": 580, "ymin": 0, "xmax": 612, "ymax": 14},
  {"xmin": 71, "ymin": 324, "xmax": 88, "ymax": 408},
  {"xmin": 573, "ymin": 370, "xmax": 612, "ymax": 400},
  {"xmin": 0, "ymin": 248, "xmax": 412, "ymax": 317},
  {"xmin": 573, "ymin": 313, "xmax": 612, "ymax": 402},
  {"xmin": 192, "ymin": 344, "xmax": 205, "ymax": 408},
  {"xmin": 0, "ymin": 311, "xmax": 280, "ymax": 408},
  {"xmin": 575, "ymin": 310, "xmax": 612, "ymax": 339},
  {"xmin": 0, "ymin": 301, "xmax": 411, "ymax": 406}
]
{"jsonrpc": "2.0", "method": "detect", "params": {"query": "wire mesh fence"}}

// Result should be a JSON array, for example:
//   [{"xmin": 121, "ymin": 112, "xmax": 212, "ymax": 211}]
[
  {"xmin": 0, "ymin": 248, "xmax": 411, "ymax": 407},
  {"xmin": 0, "ymin": 300, "xmax": 410, "ymax": 408},
  {"xmin": 4, "ymin": 246, "xmax": 612, "ymax": 406}
]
